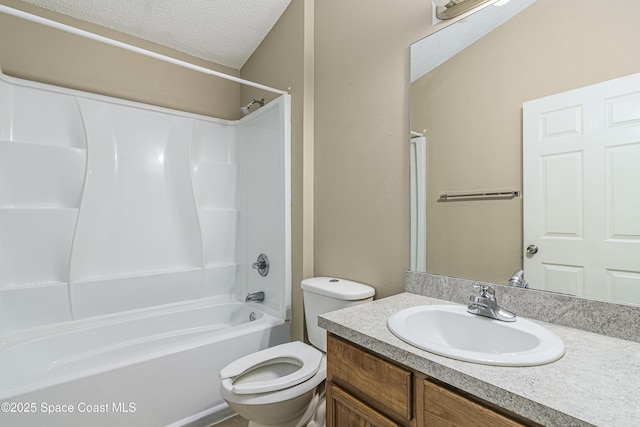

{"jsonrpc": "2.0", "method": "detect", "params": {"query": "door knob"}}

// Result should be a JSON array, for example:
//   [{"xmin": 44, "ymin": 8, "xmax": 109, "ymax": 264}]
[{"xmin": 526, "ymin": 245, "xmax": 538, "ymax": 255}]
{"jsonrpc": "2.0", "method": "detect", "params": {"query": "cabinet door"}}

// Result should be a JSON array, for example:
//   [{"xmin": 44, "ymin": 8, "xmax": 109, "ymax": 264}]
[
  {"xmin": 327, "ymin": 334, "xmax": 412, "ymax": 421},
  {"xmin": 423, "ymin": 380, "xmax": 527, "ymax": 427},
  {"xmin": 327, "ymin": 383, "xmax": 402, "ymax": 427}
]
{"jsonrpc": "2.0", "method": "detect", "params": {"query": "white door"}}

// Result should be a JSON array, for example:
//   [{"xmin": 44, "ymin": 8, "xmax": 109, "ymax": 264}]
[{"xmin": 523, "ymin": 73, "xmax": 640, "ymax": 305}]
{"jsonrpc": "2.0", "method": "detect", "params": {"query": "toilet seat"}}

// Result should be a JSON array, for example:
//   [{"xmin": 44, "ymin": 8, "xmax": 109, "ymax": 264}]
[
  {"xmin": 220, "ymin": 341, "xmax": 323, "ymax": 394},
  {"xmin": 220, "ymin": 356, "xmax": 326, "ymax": 406}
]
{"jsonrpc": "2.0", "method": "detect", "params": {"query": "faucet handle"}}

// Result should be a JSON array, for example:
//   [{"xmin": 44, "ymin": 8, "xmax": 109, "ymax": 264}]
[{"xmin": 473, "ymin": 283, "xmax": 495, "ymax": 299}]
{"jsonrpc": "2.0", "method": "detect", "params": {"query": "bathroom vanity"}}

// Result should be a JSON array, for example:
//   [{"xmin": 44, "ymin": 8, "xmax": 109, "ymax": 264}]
[
  {"xmin": 326, "ymin": 334, "xmax": 530, "ymax": 426},
  {"xmin": 320, "ymin": 292, "xmax": 640, "ymax": 426}
]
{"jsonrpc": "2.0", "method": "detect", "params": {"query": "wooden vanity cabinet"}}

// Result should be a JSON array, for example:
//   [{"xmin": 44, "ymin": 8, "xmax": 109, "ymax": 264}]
[
  {"xmin": 326, "ymin": 333, "xmax": 412, "ymax": 426},
  {"xmin": 420, "ymin": 379, "xmax": 530, "ymax": 426},
  {"xmin": 326, "ymin": 334, "xmax": 533, "ymax": 427},
  {"xmin": 327, "ymin": 384, "xmax": 403, "ymax": 427}
]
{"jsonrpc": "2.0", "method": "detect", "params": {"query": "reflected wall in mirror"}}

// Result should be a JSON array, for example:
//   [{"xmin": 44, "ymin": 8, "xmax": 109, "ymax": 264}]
[{"xmin": 410, "ymin": 0, "xmax": 640, "ymax": 305}]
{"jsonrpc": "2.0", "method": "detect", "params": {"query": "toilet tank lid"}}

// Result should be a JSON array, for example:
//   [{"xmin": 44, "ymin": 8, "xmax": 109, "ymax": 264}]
[{"xmin": 301, "ymin": 277, "xmax": 375, "ymax": 300}]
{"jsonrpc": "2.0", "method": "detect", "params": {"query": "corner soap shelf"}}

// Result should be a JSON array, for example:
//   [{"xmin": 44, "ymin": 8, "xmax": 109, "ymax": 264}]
[
  {"xmin": 0, "ymin": 140, "xmax": 86, "ymax": 208},
  {"xmin": 0, "ymin": 85, "xmax": 87, "ymax": 291},
  {"xmin": 191, "ymin": 119, "xmax": 239, "ymax": 271},
  {"xmin": 0, "ymin": 74, "xmax": 88, "ymax": 277}
]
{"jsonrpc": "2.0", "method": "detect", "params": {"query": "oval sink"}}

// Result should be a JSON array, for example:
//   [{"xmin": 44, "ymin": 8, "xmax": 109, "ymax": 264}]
[{"xmin": 387, "ymin": 305, "xmax": 565, "ymax": 366}]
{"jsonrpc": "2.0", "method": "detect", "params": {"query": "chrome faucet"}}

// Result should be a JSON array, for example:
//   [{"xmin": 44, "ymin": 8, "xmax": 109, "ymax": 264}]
[
  {"xmin": 245, "ymin": 291, "xmax": 265, "ymax": 303},
  {"xmin": 508, "ymin": 269, "xmax": 528, "ymax": 288},
  {"xmin": 467, "ymin": 284, "xmax": 516, "ymax": 322}
]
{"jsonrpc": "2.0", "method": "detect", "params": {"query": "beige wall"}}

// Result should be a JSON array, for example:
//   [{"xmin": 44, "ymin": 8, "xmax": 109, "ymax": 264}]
[
  {"xmin": 0, "ymin": 0, "xmax": 240, "ymax": 119},
  {"xmin": 313, "ymin": 0, "xmax": 430, "ymax": 299},
  {"xmin": 244, "ymin": 0, "xmax": 436, "ymax": 339},
  {"xmin": 411, "ymin": 0, "xmax": 640, "ymax": 283}
]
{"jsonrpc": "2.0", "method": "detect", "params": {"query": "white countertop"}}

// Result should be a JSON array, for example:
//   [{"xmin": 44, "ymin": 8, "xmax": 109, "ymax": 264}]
[{"xmin": 319, "ymin": 292, "xmax": 640, "ymax": 427}]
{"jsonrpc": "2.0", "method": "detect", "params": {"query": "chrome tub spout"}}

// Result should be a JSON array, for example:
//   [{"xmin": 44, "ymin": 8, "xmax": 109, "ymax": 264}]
[{"xmin": 245, "ymin": 291, "xmax": 265, "ymax": 303}]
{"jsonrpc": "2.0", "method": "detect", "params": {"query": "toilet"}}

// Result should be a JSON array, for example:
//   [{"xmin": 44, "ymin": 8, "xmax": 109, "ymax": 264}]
[{"xmin": 220, "ymin": 277, "xmax": 375, "ymax": 427}]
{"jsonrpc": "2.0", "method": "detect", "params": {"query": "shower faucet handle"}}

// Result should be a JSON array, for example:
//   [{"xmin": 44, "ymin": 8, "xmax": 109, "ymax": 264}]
[{"xmin": 251, "ymin": 253, "xmax": 269, "ymax": 277}]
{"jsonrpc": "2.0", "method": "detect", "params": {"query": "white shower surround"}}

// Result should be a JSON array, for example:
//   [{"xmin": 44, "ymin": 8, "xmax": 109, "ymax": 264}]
[{"xmin": 0, "ymin": 71, "xmax": 292, "ymax": 339}]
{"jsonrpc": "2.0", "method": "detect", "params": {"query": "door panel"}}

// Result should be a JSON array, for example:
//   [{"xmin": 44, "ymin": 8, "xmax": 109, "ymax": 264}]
[{"xmin": 523, "ymin": 73, "xmax": 640, "ymax": 305}]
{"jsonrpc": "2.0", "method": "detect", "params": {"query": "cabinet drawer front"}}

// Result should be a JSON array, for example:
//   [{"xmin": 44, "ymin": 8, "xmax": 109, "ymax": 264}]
[
  {"xmin": 328, "ymin": 335, "xmax": 412, "ymax": 421},
  {"xmin": 328, "ymin": 383, "xmax": 402, "ymax": 427},
  {"xmin": 424, "ymin": 380, "xmax": 526, "ymax": 427}
]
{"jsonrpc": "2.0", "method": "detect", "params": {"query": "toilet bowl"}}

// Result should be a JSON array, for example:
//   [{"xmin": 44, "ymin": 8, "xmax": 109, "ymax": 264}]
[
  {"xmin": 219, "ymin": 277, "xmax": 375, "ymax": 427},
  {"xmin": 220, "ymin": 342, "xmax": 326, "ymax": 427}
]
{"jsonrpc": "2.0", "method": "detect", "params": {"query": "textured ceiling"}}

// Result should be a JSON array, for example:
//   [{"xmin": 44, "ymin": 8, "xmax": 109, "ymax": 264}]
[{"xmin": 20, "ymin": 0, "xmax": 292, "ymax": 69}]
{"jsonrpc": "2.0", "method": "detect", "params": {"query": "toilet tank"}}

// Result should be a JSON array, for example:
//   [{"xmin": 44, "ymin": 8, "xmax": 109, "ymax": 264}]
[{"xmin": 301, "ymin": 277, "xmax": 375, "ymax": 352}]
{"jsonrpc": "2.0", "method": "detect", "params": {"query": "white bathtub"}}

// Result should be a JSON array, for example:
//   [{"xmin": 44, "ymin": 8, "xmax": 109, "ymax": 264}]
[{"xmin": 0, "ymin": 296, "xmax": 289, "ymax": 427}]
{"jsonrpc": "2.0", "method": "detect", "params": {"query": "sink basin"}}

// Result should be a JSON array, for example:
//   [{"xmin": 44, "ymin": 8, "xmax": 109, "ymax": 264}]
[{"xmin": 387, "ymin": 305, "xmax": 565, "ymax": 366}]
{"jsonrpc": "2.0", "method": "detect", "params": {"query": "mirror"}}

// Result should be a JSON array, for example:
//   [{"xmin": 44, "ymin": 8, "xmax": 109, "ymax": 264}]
[{"xmin": 410, "ymin": 0, "xmax": 640, "ymax": 305}]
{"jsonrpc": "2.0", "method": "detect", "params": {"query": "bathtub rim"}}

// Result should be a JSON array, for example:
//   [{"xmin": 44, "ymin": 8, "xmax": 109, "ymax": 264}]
[
  {"xmin": 0, "ymin": 295, "xmax": 285, "ymax": 400},
  {"xmin": 1, "ymin": 294, "xmax": 260, "ymax": 349}
]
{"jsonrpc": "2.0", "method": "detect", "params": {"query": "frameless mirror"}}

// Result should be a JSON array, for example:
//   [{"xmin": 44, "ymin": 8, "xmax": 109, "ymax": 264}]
[{"xmin": 410, "ymin": 0, "xmax": 640, "ymax": 305}]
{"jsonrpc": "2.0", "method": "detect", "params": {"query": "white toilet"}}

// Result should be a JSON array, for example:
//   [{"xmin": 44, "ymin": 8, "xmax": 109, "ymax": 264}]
[{"xmin": 220, "ymin": 277, "xmax": 375, "ymax": 427}]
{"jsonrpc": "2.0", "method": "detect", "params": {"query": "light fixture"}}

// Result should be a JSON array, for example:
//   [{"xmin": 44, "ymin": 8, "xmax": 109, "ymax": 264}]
[{"xmin": 433, "ymin": 0, "xmax": 492, "ymax": 20}]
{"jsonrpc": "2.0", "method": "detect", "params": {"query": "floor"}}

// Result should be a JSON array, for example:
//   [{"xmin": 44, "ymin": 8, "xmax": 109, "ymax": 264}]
[{"xmin": 212, "ymin": 415, "xmax": 249, "ymax": 427}]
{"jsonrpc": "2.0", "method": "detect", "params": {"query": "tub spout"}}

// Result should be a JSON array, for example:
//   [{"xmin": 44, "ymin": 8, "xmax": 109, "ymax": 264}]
[{"xmin": 245, "ymin": 291, "xmax": 265, "ymax": 303}]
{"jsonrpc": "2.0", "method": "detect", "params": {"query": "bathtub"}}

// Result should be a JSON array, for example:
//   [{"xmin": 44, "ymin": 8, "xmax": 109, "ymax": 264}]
[{"xmin": 0, "ymin": 296, "xmax": 290, "ymax": 427}]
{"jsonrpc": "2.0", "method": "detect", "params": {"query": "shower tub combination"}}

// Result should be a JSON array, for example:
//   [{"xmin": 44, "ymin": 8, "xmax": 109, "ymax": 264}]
[{"xmin": 0, "ymin": 70, "xmax": 291, "ymax": 426}]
